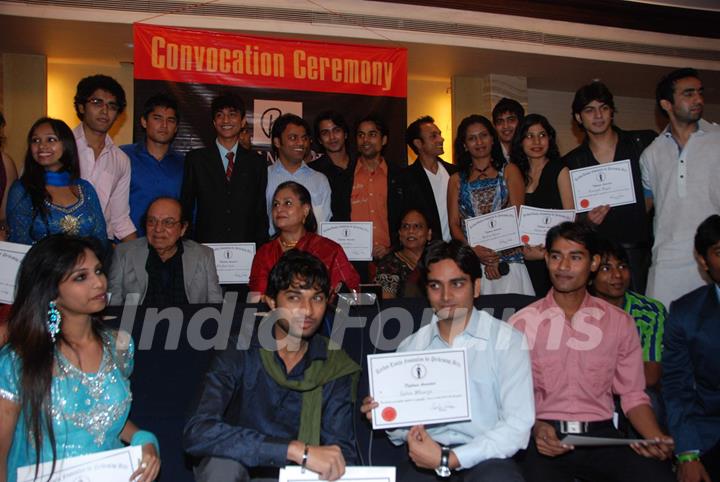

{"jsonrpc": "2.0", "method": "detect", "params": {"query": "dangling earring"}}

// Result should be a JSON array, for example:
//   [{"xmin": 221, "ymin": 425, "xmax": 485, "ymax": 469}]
[{"xmin": 47, "ymin": 301, "xmax": 61, "ymax": 342}]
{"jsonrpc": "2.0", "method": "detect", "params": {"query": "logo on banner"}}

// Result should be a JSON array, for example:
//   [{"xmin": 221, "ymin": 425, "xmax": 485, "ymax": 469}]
[{"xmin": 253, "ymin": 100, "xmax": 303, "ymax": 146}]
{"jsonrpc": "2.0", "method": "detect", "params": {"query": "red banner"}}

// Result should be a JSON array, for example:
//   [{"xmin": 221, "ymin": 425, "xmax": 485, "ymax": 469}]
[{"xmin": 134, "ymin": 24, "xmax": 407, "ymax": 98}]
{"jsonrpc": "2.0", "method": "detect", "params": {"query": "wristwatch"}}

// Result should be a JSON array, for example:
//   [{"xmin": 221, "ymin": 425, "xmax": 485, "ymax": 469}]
[{"xmin": 435, "ymin": 445, "xmax": 451, "ymax": 478}]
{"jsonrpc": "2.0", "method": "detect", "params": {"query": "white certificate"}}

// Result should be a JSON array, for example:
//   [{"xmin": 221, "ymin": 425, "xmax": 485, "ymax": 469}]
[
  {"xmin": 561, "ymin": 435, "xmax": 665, "ymax": 447},
  {"xmin": 518, "ymin": 206, "xmax": 576, "ymax": 246},
  {"xmin": 464, "ymin": 207, "xmax": 521, "ymax": 251},
  {"xmin": 569, "ymin": 159, "xmax": 637, "ymax": 212},
  {"xmin": 17, "ymin": 445, "xmax": 142, "ymax": 482},
  {"xmin": 204, "ymin": 243, "xmax": 255, "ymax": 284},
  {"xmin": 279, "ymin": 466, "xmax": 395, "ymax": 482},
  {"xmin": 319, "ymin": 222, "xmax": 373, "ymax": 261},
  {"xmin": 0, "ymin": 241, "xmax": 31, "ymax": 304},
  {"xmin": 367, "ymin": 348, "xmax": 471, "ymax": 430}
]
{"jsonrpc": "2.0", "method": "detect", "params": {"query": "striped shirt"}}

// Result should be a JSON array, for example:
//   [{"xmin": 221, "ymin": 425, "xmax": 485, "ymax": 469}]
[{"xmin": 623, "ymin": 290, "xmax": 666, "ymax": 362}]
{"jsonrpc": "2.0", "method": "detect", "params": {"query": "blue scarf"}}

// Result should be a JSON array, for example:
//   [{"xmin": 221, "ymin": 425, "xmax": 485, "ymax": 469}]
[{"xmin": 45, "ymin": 171, "xmax": 72, "ymax": 187}]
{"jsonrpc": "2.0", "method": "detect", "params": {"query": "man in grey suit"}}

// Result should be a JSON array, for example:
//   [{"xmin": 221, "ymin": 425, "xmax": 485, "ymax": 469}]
[{"xmin": 108, "ymin": 197, "xmax": 223, "ymax": 305}]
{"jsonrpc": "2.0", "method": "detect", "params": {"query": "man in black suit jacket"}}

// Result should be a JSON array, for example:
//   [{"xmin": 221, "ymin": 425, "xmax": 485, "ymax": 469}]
[
  {"xmin": 401, "ymin": 115, "xmax": 458, "ymax": 242},
  {"xmin": 180, "ymin": 93, "xmax": 268, "ymax": 244}
]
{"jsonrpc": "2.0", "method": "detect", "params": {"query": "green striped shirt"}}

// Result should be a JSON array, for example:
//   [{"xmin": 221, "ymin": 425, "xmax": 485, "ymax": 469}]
[{"xmin": 623, "ymin": 290, "xmax": 667, "ymax": 362}]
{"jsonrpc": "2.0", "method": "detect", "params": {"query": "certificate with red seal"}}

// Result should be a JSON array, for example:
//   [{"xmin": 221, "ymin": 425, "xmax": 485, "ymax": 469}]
[
  {"xmin": 569, "ymin": 159, "xmax": 636, "ymax": 213},
  {"xmin": 518, "ymin": 206, "xmax": 576, "ymax": 246},
  {"xmin": 367, "ymin": 348, "xmax": 471, "ymax": 430}
]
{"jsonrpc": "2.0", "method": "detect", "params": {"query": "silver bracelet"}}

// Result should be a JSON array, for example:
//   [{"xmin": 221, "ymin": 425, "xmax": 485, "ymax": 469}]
[{"xmin": 301, "ymin": 444, "xmax": 309, "ymax": 473}]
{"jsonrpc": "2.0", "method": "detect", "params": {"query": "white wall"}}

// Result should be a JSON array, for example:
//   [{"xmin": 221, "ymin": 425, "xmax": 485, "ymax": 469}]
[
  {"xmin": 47, "ymin": 60, "xmax": 134, "ymax": 146},
  {"xmin": 2, "ymin": 53, "xmax": 46, "ymax": 167},
  {"xmin": 408, "ymin": 77, "xmax": 453, "ymax": 162}
]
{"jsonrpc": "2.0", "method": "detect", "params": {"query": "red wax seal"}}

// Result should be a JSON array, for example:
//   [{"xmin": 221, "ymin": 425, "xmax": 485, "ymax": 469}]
[
  {"xmin": 381, "ymin": 406, "xmax": 397, "ymax": 422},
  {"xmin": 521, "ymin": 235, "xmax": 530, "ymax": 244},
  {"xmin": 580, "ymin": 199, "xmax": 590, "ymax": 208}
]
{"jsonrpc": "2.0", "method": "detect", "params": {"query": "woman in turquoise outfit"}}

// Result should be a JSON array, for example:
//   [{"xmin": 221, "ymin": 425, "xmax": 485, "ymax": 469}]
[
  {"xmin": 6, "ymin": 117, "xmax": 107, "ymax": 246},
  {"xmin": 0, "ymin": 235, "xmax": 160, "ymax": 482},
  {"xmin": 448, "ymin": 114, "xmax": 535, "ymax": 296}
]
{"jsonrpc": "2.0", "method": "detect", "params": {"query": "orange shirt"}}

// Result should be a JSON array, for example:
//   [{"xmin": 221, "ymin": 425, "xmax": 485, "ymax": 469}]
[{"xmin": 351, "ymin": 158, "xmax": 390, "ymax": 250}]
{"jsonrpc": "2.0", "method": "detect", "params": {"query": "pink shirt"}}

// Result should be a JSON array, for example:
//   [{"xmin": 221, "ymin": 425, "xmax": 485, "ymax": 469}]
[
  {"xmin": 509, "ymin": 289, "xmax": 649, "ymax": 422},
  {"xmin": 74, "ymin": 125, "xmax": 136, "ymax": 240}
]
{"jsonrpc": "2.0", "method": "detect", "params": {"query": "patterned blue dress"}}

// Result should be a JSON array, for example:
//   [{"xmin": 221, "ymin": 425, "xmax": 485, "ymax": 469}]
[
  {"xmin": 6, "ymin": 178, "xmax": 107, "ymax": 245},
  {"xmin": 0, "ymin": 331, "xmax": 133, "ymax": 482},
  {"xmin": 458, "ymin": 169, "xmax": 535, "ymax": 296},
  {"xmin": 458, "ymin": 169, "xmax": 523, "ymax": 264}
]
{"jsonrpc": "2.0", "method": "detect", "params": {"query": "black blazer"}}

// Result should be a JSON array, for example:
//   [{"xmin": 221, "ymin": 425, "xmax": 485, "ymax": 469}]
[
  {"xmin": 400, "ymin": 158, "xmax": 458, "ymax": 241},
  {"xmin": 310, "ymin": 154, "xmax": 357, "ymax": 222},
  {"xmin": 180, "ymin": 145, "xmax": 269, "ymax": 244},
  {"xmin": 663, "ymin": 284, "xmax": 720, "ymax": 454}
]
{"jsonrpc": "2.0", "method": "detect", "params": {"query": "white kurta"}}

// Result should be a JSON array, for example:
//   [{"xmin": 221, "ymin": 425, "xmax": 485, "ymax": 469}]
[{"xmin": 640, "ymin": 119, "xmax": 720, "ymax": 307}]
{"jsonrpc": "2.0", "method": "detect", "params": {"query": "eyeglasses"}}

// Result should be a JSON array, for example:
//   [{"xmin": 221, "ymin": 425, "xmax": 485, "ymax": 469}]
[
  {"xmin": 87, "ymin": 98, "xmax": 121, "ymax": 112},
  {"xmin": 146, "ymin": 217, "xmax": 182, "ymax": 229}
]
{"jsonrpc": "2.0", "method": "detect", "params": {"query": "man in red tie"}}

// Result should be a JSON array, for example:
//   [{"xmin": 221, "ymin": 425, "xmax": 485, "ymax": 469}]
[{"xmin": 181, "ymin": 92, "xmax": 268, "ymax": 244}]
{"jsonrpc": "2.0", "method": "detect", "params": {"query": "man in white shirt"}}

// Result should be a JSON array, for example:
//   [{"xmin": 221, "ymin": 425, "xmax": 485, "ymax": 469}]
[
  {"xmin": 73, "ymin": 74, "xmax": 136, "ymax": 242},
  {"xmin": 362, "ymin": 240, "xmax": 533, "ymax": 481},
  {"xmin": 402, "ymin": 116, "xmax": 458, "ymax": 242},
  {"xmin": 640, "ymin": 68, "xmax": 720, "ymax": 307}
]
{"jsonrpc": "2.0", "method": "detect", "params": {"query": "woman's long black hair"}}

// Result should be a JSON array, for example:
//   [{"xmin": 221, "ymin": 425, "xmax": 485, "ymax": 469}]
[
  {"xmin": 509, "ymin": 113, "xmax": 561, "ymax": 186},
  {"xmin": 20, "ymin": 117, "xmax": 81, "ymax": 221},
  {"xmin": 6, "ymin": 234, "xmax": 105, "ymax": 479},
  {"xmin": 453, "ymin": 114, "xmax": 505, "ymax": 174}
]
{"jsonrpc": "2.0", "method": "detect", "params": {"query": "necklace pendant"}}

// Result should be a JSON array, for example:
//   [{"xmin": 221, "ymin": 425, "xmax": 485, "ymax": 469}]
[{"xmin": 60, "ymin": 215, "xmax": 81, "ymax": 235}]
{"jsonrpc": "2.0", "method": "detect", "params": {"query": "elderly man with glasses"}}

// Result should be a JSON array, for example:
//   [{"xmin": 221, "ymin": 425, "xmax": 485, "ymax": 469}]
[{"xmin": 108, "ymin": 197, "xmax": 223, "ymax": 306}]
